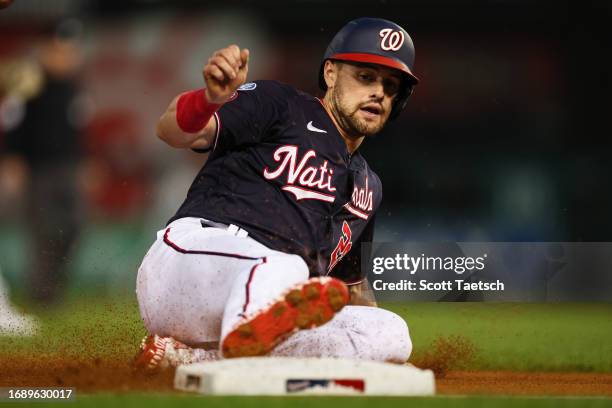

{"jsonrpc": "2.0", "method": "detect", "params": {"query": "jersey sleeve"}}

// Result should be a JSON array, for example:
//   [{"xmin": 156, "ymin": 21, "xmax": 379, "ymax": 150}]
[
  {"xmin": 329, "ymin": 215, "xmax": 376, "ymax": 285},
  {"xmin": 213, "ymin": 81, "xmax": 291, "ymax": 152}
]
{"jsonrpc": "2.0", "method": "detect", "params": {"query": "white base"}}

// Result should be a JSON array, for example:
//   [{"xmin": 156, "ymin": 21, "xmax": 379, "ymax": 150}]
[{"xmin": 174, "ymin": 357, "xmax": 435, "ymax": 396}]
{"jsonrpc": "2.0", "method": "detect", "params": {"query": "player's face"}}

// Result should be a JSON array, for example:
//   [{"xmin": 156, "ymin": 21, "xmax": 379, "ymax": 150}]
[{"xmin": 329, "ymin": 62, "xmax": 402, "ymax": 137}]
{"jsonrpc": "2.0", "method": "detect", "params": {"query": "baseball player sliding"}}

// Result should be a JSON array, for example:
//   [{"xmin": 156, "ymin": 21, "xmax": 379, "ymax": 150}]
[{"xmin": 134, "ymin": 17, "xmax": 419, "ymax": 370}]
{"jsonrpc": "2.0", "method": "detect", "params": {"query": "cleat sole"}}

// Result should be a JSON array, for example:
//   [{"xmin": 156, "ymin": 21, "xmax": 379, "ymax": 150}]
[{"xmin": 222, "ymin": 277, "xmax": 349, "ymax": 358}]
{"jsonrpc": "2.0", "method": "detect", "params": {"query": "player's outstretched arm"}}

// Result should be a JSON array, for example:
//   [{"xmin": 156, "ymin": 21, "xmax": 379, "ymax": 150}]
[{"xmin": 156, "ymin": 45, "xmax": 250, "ymax": 149}]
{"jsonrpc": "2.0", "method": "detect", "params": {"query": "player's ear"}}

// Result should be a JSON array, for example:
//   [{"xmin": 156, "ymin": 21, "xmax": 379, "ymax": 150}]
[{"xmin": 323, "ymin": 60, "xmax": 339, "ymax": 89}]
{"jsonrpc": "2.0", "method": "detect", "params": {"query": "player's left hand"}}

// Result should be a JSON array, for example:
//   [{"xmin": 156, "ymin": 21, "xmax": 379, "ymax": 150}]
[{"xmin": 203, "ymin": 45, "xmax": 249, "ymax": 104}]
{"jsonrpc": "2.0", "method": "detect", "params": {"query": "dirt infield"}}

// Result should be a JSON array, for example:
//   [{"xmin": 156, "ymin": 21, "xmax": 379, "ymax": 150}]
[
  {"xmin": 437, "ymin": 371, "xmax": 612, "ymax": 396},
  {"xmin": 1, "ymin": 356, "xmax": 612, "ymax": 396},
  {"xmin": 0, "ymin": 357, "xmax": 175, "ymax": 392}
]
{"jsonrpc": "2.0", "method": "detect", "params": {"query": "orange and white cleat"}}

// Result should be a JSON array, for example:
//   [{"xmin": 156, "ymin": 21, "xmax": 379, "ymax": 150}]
[
  {"xmin": 222, "ymin": 277, "xmax": 349, "ymax": 358},
  {"xmin": 133, "ymin": 334, "xmax": 218, "ymax": 371}
]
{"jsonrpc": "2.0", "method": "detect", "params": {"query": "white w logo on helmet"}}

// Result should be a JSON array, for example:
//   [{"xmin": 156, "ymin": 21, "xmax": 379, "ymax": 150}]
[{"xmin": 378, "ymin": 28, "xmax": 405, "ymax": 51}]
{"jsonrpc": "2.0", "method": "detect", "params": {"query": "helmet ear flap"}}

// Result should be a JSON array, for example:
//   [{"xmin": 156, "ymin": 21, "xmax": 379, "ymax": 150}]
[
  {"xmin": 405, "ymin": 82, "xmax": 415, "ymax": 97},
  {"xmin": 389, "ymin": 80, "xmax": 414, "ymax": 120}
]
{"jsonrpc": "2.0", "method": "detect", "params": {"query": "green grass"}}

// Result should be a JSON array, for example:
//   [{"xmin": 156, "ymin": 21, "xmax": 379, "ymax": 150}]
[
  {"xmin": 3, "ymin": 300, "xmax": 611, "ymax": 372},
  {"xmin": 27, "ymin": 394, "xmax": 612, "ymax": 408},
  {"xmin": 1, "ymin": 298, "xmax": 146, "ymax": 360},
  {"xmin": 2, "ymin": 300, "xmax": 612, "ymax": 407},
  {"xmin": 387, "ymin": 303, "xmax": 612, "ymax": 372}
]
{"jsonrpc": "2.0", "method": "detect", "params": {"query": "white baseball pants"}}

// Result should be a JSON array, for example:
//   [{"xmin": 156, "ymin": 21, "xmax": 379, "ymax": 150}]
[{"xmin": 136, "ymin": 217, "xmax": 412, "ymax": 362}]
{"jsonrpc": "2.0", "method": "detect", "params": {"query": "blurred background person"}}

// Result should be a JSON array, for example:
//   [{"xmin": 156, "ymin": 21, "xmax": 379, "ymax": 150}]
[
  {"xmin": 0, "ymin": 9, "xmax": 39, "ymax": 332},
  {"xmin": 0, "ymin": 97, "xmax": 38, "ymax": 334},
  {"xmin": 1, "ymin": 19, "xmax": 88, "ymax": 306}
]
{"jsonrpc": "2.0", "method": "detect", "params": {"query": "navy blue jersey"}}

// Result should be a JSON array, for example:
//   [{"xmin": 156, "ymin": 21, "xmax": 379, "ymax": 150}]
[{"xmin": 169, "ymin": 80, "xmax": 382, "ymax": 284}]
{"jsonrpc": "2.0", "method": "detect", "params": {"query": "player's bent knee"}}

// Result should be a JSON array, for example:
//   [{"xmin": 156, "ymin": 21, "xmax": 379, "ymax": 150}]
[
  {"xmin": 265, "ymin": 253, "xmax": 309, "ymax": 278},
  {"xmin": 285, "ymin": 254, "xmax": 310, "ymax": 278},
  {"xmin": 384, "ymin": 311, "xmax": 412, "ymax": 363},
  {"xmin": 365, "ymin": 308, "xmax": 412, "ymax": 363}
]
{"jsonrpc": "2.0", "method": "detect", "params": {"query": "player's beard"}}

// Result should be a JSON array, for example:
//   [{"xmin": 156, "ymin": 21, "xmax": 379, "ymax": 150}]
[{"xmin": 330, "ymin": 83, "xmax": 387, "ymax": 137}]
